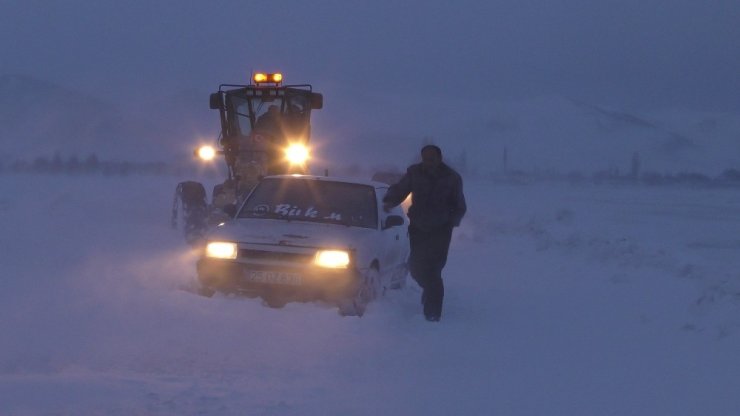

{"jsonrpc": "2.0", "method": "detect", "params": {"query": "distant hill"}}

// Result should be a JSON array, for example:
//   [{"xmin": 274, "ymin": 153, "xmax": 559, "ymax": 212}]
[
  {"xmin": 468, "ymin": 96, "xmax": 708, "ymax": 173},
  {"xmin": 489, "ymin": 97, "xmax": 740, "ymax": 174},
  {"xmin": 2, "ymin": 74, "xmax": 738, "ymax": 174},
  {"xmin": 0, "ymin": 74, "xmax": 213, "ymax": 163},
  {"xmin": 319, "ymin": 93, "xmax": 740, "ymax": 175}
]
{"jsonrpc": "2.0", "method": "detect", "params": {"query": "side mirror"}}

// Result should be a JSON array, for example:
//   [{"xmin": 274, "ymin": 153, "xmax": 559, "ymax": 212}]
[
  {"xmin": 209, "ymin": 92, "xmax": 223, "ymax": 110},
  {"xmin": 383, "ymin": 215, "xmax": 404, "ymax": 230},
  {"xmin": 223, "ymin": 203, "xmax": 237, "ymax": 218},
  {"xmin": 310, "ymin": 93, "xmax": 323, "ymax": 110}
]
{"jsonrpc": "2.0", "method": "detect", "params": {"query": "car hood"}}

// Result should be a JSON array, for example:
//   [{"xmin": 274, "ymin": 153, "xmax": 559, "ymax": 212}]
[{"xmin": 207, "ymin": 218, "xmax": 377, "ymax": 250}]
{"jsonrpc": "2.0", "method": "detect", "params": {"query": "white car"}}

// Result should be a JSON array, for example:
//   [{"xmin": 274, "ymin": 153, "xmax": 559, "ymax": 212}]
[{"xmin": 197, "ymin": 175, "xmax": 409, "ymax": 316}]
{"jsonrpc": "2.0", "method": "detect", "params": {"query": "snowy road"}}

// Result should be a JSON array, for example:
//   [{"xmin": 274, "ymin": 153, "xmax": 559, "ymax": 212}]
[{"xmin": 1, "ymin": 175, "xmax": 739, "ymax": 415}]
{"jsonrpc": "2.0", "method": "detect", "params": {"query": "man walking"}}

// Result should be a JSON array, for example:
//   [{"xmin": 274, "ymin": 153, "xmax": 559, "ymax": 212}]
[{"xmin": 383, "ymin": 145, "xmax": 466, "ymax": 321}]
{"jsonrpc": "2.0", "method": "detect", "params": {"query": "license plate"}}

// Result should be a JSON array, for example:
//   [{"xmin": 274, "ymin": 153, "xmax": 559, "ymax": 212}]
[{"xmin": 246, "ymin": 270, "xmax": 303, "ymax": 286}]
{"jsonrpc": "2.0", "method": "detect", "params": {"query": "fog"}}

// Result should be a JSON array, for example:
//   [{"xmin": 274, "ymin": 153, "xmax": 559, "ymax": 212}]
[
  {"xmin": 2, "ymin": 5, "xmax": 740, "ymax": 412},
  {"xmin": 4, "ymin": 1, "xmax": 740, "ymax": 108},
  {"xmin": 1, "ymin": 1, "xmax": 739, "ymax": 171}
]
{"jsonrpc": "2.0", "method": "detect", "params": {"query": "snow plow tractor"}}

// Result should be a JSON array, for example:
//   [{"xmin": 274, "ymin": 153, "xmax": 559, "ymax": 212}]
[{"xmin": 172, "ymin": 72, "xmax": 324, "ymax": 244}]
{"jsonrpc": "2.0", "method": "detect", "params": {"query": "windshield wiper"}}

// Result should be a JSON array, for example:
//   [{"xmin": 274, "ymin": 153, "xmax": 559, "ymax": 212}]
[
  {"xmin": 239, "ymin": 210, "xmax": 290, "ymax": 221},
  {"xmin": 240, "ymin": 210, "xmax": 353, "ymax": 226},
  {"xmin": 320, "ymin": 217, "xmax": 352, "ymax": 227}
]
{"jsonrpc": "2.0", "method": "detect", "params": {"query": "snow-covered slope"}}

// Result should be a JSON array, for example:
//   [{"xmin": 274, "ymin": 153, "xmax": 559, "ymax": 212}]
[
  {"xmin": 0, "ymin": 75, "xmax": 212, "ymax": 162},
  {"xmin": 475, "ymin": 97, "xmax": 703, "ymax": 173},
  {"xmin": 1, "ymin": 173, "xmax": 738, "ymax": 415},
  {"xmin": 311, "ymin": 92, "xmax": 740, "ymax": 175},
  {"xmin": 4, "ymin": 74, "xmax": 739, "ymax": 175}
]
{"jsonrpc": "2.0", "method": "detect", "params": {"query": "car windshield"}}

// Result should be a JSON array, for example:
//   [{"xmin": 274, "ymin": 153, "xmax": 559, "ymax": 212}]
[{"xmin": 238, "ymin": 178, "xmax": 378, "ymax": 229}]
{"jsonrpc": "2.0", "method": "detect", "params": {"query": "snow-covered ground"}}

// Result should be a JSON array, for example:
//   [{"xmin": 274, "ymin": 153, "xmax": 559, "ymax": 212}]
[{"xmin": 1, "ymin": 174, "xmax": 739, "ymax": 415}]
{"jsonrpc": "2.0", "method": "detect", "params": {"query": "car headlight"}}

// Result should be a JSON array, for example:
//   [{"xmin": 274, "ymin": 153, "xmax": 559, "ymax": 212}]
[
  {"xmin": 314, "ymin": 250, "xmax": 350, "ymax": 269},
  {"xmin": 205, "ymin": 241, "xmax": 238, "ymax": 259}
]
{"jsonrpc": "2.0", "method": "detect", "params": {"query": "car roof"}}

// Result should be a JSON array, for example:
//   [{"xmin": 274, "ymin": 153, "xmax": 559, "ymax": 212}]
[{"xmin": 262, "ymin": 174, "xmax": 389, "ymax": 189}]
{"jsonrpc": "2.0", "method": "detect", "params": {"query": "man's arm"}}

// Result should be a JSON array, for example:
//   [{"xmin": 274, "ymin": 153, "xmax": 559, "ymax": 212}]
[
  {"xmin": 382, "ymin": 169, "xmax": 413, "ymax": 211},
  {"xmin": 450, "ymin": 174, "xmax": 467, "ymax": 227}
]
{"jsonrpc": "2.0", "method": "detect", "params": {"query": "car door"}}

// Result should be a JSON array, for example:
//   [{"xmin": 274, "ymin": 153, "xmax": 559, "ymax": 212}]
[{"xmin": 376, "ymin": 186, "xmax": 406, "ymax": 276}]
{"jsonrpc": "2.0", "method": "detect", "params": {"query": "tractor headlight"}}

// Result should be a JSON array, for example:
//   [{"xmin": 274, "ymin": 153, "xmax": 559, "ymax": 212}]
[
  {"xmin": 314, "ymin": 250, "xmax": 350, "ymax": 269},
  {"xmin": 285, "ymin": 143, "xmax": 310, "ymax": 165},
  {"xmin": 196, "ymin": 145, "xmax": 217, "ymax": 161},
  {"xmin": 205, "ymin": 242, "xmax": 238, "ymax": 259}
]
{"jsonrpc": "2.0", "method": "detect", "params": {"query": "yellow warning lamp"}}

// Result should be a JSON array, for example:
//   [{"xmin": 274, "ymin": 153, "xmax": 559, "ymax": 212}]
[{"xmin": 253, "ymin": 72, "xmax": 283, "ymax": 85}]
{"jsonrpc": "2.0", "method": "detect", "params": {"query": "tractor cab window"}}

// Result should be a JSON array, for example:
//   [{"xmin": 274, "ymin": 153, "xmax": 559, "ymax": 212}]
[
  {"xmin": 252, "ymin": 99, "xmax": 281, "ymax": 122},
  {"xmin": 286, "ymin": 95, "xmax": 308, "ymax": 117},
  {"xmin": 225, "ymin": 90, "xmax": 312, "ymax": 141},
  {"xmin": 231, "ymin": 96, "xmax": 287, "ymax": 137},
  {"xmin": 283, "ymin": 95, "xmax": 311, "ymax": 139}
]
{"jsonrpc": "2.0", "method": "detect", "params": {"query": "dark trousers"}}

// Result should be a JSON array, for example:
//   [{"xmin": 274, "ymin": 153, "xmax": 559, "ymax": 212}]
[{"xmin": 408, "ymin": 224, "xmax": 453, "ymax": 318}]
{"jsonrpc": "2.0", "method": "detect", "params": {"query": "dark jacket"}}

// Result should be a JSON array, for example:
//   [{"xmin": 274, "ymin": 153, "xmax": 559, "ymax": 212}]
[{"xmin": 383, "ymin": 162, "xmax": 466, "ymax": 231}]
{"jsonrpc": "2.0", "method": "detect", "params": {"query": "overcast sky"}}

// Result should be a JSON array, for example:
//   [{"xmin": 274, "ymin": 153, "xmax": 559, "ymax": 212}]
[{"xmin": 2, "ymin": 0, "xmax": 739, "ymax": 113}]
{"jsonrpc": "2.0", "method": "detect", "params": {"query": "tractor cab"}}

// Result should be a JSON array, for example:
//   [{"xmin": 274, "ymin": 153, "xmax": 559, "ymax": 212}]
[
  {"xmin": 173, "ymin": 73, "xmax": 324, "ymax": 245},
  {"xmin": 208, "ymin": 73, "xmax": 323, "ymax": 177}
]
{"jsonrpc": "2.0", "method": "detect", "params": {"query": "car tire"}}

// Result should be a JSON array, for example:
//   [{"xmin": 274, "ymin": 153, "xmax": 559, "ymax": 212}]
[
  {"xmin": 338, "ymin": 267, "xmax": 380, "ymax": 317},
  {"xmin": 197, "ymin": 285, "xmax": 216, "ymax": 298}
]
